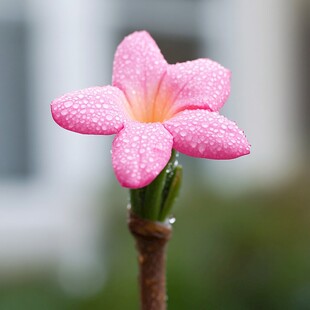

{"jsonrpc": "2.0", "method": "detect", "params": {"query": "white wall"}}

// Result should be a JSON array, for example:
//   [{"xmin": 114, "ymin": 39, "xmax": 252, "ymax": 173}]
[
  {"xmin": 200, "ymin": 0, "xmax": 302, "ymax": 191},
  {"xmin": 0, "ymin": 0, "xmax": 119, "ymax": 295}
]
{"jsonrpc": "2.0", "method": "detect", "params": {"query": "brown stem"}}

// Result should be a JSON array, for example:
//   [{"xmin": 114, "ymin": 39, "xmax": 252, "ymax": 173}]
[{"xmin": 128, "ymin": 212, "xmax": 172, "ymax": 310}]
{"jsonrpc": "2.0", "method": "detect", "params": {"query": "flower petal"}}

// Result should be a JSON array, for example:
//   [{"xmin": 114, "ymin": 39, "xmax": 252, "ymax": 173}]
[
  {"xmin": 51, "ymin": 86, "xmax": 128, "ymax": 134},
  {"xmin": 164, "ymin": 109, "xmax": 250, "ymax": 159},
  {"xmin": 112, "ymin": 122, "xmax": 173, "ymax": 188},
  {"xmin": 157, "ymin": 59, "xmax": 230, "ymax": 119},
  {"xmin": 112, "ymin": 31, "xmax": 168, "ymax": 122}
]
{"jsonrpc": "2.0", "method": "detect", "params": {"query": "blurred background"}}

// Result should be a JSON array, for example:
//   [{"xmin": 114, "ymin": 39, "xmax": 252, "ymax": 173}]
[{"xmin": 0, "ymin": 0, "xmax": 310, "ymax": 309}]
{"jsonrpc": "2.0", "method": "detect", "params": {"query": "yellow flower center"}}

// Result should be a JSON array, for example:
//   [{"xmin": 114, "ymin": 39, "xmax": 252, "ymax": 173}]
[{"xmin": 126, "ymin": 92, "xmax": 175, "ymax": 123}]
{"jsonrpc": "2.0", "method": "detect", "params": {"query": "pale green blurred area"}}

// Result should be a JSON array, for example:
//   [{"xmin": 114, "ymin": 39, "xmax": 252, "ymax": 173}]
[
  {"xmin": 1, "ymin": 178, "xmax": 310, "ymax": 309},
  {"xmin": 1, "ymin": 0, "xmax": 310, "ymax": 309}
]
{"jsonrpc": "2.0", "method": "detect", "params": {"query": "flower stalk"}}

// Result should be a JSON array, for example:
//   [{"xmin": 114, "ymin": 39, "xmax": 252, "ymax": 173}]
[
  {"xmin": 128, "ymin": 150, "xmax": 182, "ymax": 309},
  {"xmin": 128, "ymin": 212, "xmax": 172, "ymax": 310}
]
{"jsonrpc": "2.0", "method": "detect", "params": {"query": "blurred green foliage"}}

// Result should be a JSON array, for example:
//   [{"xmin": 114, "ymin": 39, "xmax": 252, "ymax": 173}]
[{"xmin": 1, "ymin": 173, "xmax": 310, "ymax": 310}]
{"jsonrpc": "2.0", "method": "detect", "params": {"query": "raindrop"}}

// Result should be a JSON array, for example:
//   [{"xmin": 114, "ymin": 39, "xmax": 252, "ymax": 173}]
[
  {"xmin": 190, "ymin": 141, "xmax": 197, "ymax": 148},
  {"xmin": 169, "ymin": 217, "xmax": 176, "ymax": 224},
  {"xmin": 198, "ymin": 144, "xmax": 206, "ymax": 154},
  {"xmin": 64, "ymin": 101, "xmax": 73, "ymax": 108}
]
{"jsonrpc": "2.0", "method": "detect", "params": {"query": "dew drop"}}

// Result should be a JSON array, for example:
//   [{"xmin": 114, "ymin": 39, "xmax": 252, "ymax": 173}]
[
  {"xmin": 221, "ymin": 124, "xmax": 227, "ymax": 130},
  {"xmin": 198, "ymin": 144, "xmax": 206, "ymax": 154},
  {"xmin": 190, "ymin": 141, "xmax": 197, "ymax": 148},
  {"xmin": 64, "ymin": 101, "xmax": 73, "ymax": 108},
  {"xmin": 169, "ymin": 217, "xmax": 176, "ymax": 224}
]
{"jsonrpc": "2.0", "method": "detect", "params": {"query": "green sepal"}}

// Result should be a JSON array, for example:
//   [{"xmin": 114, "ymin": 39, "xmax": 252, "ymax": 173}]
[
  {"xmin": 130, "ymin": 187, "xmax": 146, "ymax": 216},
  {"xmin": 158, "ymin": 165, "xmax": 183, "ymax": 222},
  {"xmin": 143, "ymin": 165, "xmax": 168, "ymax": 220}
]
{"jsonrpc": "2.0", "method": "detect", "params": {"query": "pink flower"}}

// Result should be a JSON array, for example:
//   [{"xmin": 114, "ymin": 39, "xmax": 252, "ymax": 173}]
[{"xmin": 51, "ymin": 31, "xmax": 250, "ymax": 189}]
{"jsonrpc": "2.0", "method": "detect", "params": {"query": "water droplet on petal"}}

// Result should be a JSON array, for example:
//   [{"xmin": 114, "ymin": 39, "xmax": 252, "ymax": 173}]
[
  {"xmin": 198, "ymin": 144, "xmax": 206, "ymax": 154},
  {"xmin": 64, "ymin": 101, "xmax": 73, "ymax": 108}
]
